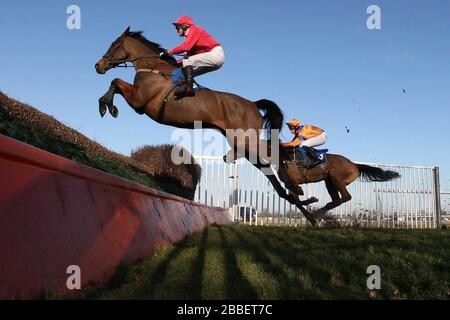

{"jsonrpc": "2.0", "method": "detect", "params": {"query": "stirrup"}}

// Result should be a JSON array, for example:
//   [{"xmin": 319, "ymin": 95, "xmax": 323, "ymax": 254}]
[
  {"xmin": 184, "ymin": 85, "xmax": 195, "ymax": 97},
  {"xmin": 175, "ymin": 84, "xmax": 195, "ymax": 98}
]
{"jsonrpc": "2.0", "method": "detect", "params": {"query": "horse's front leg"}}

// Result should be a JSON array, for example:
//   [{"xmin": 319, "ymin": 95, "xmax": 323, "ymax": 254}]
[
  {"xmin": 99, "ymin": 80, "xmax": 120, "ymax": 118},
  {"xmin": 287, "ymin": 189, "xmax": 318, "ymax": 226},
  {"xmin": 290, "ymin": 190, "xmax": 318, "ymax": 206},
  {"xmin": 99, "ymin": 78, "xmax": 143, "ymax": 118},
  {"xmin": 255, "ymin": 163, "xmax": 315, "ymax": 221}
]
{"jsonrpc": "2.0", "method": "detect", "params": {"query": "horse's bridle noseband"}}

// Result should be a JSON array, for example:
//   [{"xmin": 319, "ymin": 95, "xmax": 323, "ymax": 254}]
[
  {"xmin": 103, "ymin": 38, "xmax": 132, "ymax": 69},
  {"xmin": 103, "ymin": 45, "xmax": 170, "ymax": 75},
  {"xmin": 102, "ymin": 36, "xmax": 174, "ymax": 79}
]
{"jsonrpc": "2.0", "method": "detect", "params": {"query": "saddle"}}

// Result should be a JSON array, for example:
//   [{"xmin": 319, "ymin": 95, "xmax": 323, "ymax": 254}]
[{"xmin": 289, "ymin": 147, "xmax": 328, "ymax": 168}]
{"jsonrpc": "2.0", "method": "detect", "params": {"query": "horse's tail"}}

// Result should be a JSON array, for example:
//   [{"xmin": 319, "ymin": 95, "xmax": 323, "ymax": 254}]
[
  {"xmin": 357, "ymin": 164, "xmax": 400, "ymax": 182},
  {"xmin": 254, "ymin": 99, "xmax": 284, "ymax": 139}
]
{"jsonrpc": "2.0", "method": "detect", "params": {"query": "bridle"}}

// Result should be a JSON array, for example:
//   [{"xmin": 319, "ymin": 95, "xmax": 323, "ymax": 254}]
[
  {"xmin": 102, "ymin": 38, "xmax": 175, "ymax": 79},
  {"xmin": 103, "ymin": 45, "xmax": 155, "ymax": 69}
]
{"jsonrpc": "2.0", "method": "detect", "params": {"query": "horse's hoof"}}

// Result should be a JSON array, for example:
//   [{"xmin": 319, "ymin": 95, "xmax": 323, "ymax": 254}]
[
  {"xmin": 306, "ymin": 216, "xmax": 317, "ymax": 226},
  {"xmin": 314, "ymin": 209, "xmax": 328, "ymax": 220},
  {"xmin": 302, "ymin": 211, "xmax": 317, "ymax": 226},
  {"xmin": 223, "ymin": 154, "xmax": 235, "ymax": 164},
  {"xmin": 109, "ymin": 106, "xmax": 119, "ymax": 118},
  {"xmin": 322, "ymin": 215, "xmax": 341, "ymax": 228},
  {"xmin": 99, "ymin": 103, "xmax": 107, "ymax": 118},
  {"xmin": 311, "ymin": 197, "xmax": 319, "ymax": 203}
]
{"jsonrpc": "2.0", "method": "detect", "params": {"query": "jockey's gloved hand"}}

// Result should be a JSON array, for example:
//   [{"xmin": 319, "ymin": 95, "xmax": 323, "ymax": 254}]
[{"xmin": 160, "ymin": 50, "xmax": 170, "ymax": 58}]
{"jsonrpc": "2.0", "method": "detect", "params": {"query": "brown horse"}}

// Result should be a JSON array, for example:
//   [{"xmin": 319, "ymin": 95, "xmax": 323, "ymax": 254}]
[
  {"xmin": 95, "ymin": 27, "xmax": 316, "ymax": 215},
  {"xmin": 275, "ymin": 147, "xmax": 401, "ymax": 225}
]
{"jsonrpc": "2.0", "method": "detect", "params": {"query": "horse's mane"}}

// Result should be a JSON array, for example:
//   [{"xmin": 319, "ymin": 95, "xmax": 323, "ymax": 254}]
[{"xmin": 118, "ymin": 30, "xmax": 178, "ymax": 66}]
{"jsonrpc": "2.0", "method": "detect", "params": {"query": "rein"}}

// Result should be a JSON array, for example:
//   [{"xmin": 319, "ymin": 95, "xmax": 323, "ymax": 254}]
[
  {"xmin": 105, "ymin": 54, "xmax": 172, "ymax": 79},
  {"xmin": 104, "ymin": 55, "xmax": 154, "ymax": 68}
]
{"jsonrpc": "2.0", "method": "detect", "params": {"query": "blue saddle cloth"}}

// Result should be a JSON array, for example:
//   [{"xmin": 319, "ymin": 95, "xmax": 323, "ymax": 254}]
[
  {"xmin": 171, "ymin": 68, "xmax": 206, "ymax": 93},
  {"xmin": 297, "ymin": 147, "xmax": 328, "ymax": 165}
]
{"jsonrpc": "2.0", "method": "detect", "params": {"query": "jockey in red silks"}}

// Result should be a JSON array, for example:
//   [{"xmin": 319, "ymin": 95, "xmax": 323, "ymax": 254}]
[{"xmin": 160, "ymin": 16, "xmax": 225, "ymax": 98}]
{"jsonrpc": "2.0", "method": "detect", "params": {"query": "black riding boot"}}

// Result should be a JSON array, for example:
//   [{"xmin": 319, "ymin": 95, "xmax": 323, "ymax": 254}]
[
  {"xmin": 175, "ymin": 66, "xmax": 195, "ymax": 98},
  {"xmin": 303, "ymin": 146, "xmax": 321, "ymax": 164}
]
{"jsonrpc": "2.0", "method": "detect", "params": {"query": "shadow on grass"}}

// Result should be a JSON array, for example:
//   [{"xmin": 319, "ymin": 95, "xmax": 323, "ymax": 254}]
[
  {"xmin": 134, "ymin": 232, "xmax": 205, "ymax": 299},
  {"xmin": 242, "ymin": 227, "xmax": 366, "ymax": 299},
  {"xmin": 244, "ymin": 227, "xmax": 450, "ymax": 299},
  {"xmin": 217, "ymin": 226, "xmax": 258, "ymax": 299},
  {"xmin": 227, "ymin": 226, "xmax": 318, "ymax": 299},
  {"xmin": 68, "ymin": 226, "xmax": 449, "ymax": 300},
  {"xmin": 184, "ymin": 227, "xmax": 209, "ymax": 298}
]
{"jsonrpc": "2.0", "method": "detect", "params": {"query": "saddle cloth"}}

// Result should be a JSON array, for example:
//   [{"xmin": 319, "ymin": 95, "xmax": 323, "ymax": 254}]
[{"xmin": 296, "ymin": 147, "xmax": 328, "ymax": 166}]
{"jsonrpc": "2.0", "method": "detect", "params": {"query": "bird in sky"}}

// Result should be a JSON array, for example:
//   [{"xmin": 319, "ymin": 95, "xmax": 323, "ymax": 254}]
[{"xmin": 345, "ymin": 126, "xmax": 350, "ymax": 134}]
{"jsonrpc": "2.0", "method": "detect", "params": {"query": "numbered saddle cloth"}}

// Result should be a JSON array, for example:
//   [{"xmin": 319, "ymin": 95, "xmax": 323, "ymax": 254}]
[{"xmin": 297, "ymin": 147, "xmax": 328, "ymax": 166}]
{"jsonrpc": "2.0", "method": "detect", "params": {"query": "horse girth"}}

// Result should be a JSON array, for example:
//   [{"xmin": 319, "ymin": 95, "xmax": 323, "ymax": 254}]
[
  {"xmin": 157, "ymin": 84, "xmax": 179, "ymax": 121},
  {"xmin": 283, "ymin": 159, "xmax": 312, "ymax": 184}
]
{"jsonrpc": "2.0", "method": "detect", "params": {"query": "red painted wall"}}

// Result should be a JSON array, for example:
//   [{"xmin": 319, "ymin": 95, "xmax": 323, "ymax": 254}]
[{"xmin": 0, "ymin": 135, "xmax": 231, "ymax": 299}]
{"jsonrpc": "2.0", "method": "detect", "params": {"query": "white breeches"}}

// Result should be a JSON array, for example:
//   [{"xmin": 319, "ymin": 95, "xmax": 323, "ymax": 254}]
[
  {"xmin": 301, "ymin": 132, "xmax": 328, "ymax": 148},
  {"xmin": 182, "ymin": 46, "xmax": 225, "ymax": 76}
]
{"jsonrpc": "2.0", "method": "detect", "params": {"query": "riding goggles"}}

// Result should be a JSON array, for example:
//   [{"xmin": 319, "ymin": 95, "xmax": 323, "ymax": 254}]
[{"xmin": 175, "ymin": 24, "xmax": 188, "ymax": 31}]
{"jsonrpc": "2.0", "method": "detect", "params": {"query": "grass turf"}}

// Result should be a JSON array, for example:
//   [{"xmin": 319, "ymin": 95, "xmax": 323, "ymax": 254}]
[{"xmin": 62, "ymin": 225, "xmax": 450, "ymax": 300}]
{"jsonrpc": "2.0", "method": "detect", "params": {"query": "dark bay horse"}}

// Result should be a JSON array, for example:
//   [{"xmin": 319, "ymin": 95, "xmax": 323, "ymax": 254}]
[
  {"xmin": 276, "ymin": 147, "xmax": 401, "ymax": 224},
  {"xmin": 95, "ymin": 27, "xmax": 314, "ymax": 215}
]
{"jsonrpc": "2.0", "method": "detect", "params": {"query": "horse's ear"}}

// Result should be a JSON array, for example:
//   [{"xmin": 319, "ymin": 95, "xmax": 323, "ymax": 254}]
[{"xmin": 123, "ymin": 26, "xmax": 130, "ymax": 35}]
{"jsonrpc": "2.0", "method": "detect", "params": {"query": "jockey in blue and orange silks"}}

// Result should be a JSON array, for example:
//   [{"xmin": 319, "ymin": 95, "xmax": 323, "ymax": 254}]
[
  {"xmin": 160, "ymin": 16, "xmax": 225, "ymax": 98},
  {"xmin": 281, "ymin": 119, "xmax": 328, "ymax": 163}
]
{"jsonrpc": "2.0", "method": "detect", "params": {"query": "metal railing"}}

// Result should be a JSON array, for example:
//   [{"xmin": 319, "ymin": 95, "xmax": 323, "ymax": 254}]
[
  {"xmin": 194, "ymin": 156, "xmax": 441, "ymax": 229},
  {"xmin": 440, "ymin": 191, "xmax": 450, "ymax": 225}
]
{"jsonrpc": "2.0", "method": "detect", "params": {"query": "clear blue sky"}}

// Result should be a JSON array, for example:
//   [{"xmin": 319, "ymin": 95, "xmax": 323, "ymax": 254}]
[{"xmin": 1, "ymin": 0, "xmax": 449, "ymax": 190}]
